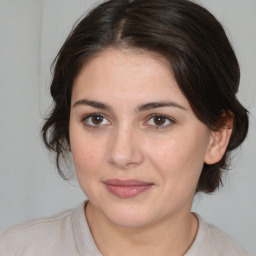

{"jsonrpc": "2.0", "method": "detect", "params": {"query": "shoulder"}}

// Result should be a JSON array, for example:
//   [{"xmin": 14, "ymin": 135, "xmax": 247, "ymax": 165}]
[
  {"xmin": 206, "ymin": 222, "xmax": 249, "ymax": 255},
  {"xmin": 186, "ymin": 213, "xmax": 250, "ymax": 256},
  {"xmin": 0, "ymin": 207, "xmax": 77, "ymax": 255}
]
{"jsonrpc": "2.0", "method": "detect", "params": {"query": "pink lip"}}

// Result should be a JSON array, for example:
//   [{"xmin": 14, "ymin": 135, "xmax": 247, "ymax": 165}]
[{"xmin": 103, "ymin": 179, "xmax": 154, "ymax": 199}]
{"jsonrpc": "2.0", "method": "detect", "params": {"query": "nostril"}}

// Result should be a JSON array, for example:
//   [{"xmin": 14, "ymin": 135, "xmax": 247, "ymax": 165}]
[{"xmin": 108, "ymin": 150, "xmax": 137, "ymax": 169}]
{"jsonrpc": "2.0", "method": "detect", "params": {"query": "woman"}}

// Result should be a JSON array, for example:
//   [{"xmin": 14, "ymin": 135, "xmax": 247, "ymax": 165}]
[{"xmin": 0, "ymin": 0, "xmax": 250, "ymax": 255}]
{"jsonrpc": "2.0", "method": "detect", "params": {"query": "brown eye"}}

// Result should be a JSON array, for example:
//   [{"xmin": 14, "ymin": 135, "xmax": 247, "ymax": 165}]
[
  {"xmin": 146, "ymin": 115, "xmax": 173, "ymax": 128},
  {"xmin": 91, "ymin": 115, "xmax": 103, "ymax": 125},
  {"xmin": 153, "ymin": 116, "xmax": 166, "ymax": 126},
  {"xmin": 83, "ymin": 114, "xmax": 111, "ymax": 127}
]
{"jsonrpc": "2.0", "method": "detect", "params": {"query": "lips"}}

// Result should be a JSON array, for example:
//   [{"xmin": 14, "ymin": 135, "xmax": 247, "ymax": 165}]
[{"xmin": 103, "ymin": 179, "xmax": 154, "ymax": 198}]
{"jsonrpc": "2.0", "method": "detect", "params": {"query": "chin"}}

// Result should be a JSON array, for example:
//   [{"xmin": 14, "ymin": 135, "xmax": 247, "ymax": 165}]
[
  {"xmin": 101, "ymin": 203, "xmax": 158, "ymax": 229},
  {"xmin": 108, "ymin": 213, "xmax": 152, "ymax": 229}
]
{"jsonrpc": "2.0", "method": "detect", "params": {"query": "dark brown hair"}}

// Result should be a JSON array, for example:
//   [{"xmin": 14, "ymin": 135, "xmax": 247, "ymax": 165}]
[{"xmin": 42, "ymin": 0, "xmax": 249, "ymax": 193}]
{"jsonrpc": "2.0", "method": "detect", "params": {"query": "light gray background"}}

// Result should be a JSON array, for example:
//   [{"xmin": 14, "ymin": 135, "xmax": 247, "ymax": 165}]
[{"xmin": 0, "ymin": 0, "xmax": 255, "ymax": 254}]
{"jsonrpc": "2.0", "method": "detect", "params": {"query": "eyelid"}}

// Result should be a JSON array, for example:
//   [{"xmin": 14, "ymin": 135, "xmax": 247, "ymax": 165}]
[
  {"xmin": 80, "ymin": 112, "xmax": 175, "ymax": 129},
  {"xmin": 145, "ymin": 114, "xmax": 175, "ymax": 128},
  {"xmin": 81, "ymin": 113, "xmax": 111, "ymax": 127}
]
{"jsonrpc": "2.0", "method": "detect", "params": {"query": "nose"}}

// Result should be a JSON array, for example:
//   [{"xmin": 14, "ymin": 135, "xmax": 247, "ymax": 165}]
[{"xmin": 107, "ymin": 125, "xmax": 144, "ymax": 169}]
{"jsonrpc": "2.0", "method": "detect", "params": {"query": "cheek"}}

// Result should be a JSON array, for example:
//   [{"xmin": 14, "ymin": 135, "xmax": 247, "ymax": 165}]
[
  {"xmin": 69, "ymin": 125, "xmax": 104, "ymax": 179},
  {"xmin": 72, "ymin": 141, "xmax": 101, "ymax": 175},
  {"xmin": 147, "ymin": 131, "xmax": 209, "ymax": 183},
  {"xmin": 70, "ymin": 136, "xmax": 105, "ymax": 199}
]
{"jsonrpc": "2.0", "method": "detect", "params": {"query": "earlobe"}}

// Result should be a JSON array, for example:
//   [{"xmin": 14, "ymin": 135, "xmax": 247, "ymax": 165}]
[{"xmin": 204, "ymin": 113, "xmax": 233, "ymax": 164}]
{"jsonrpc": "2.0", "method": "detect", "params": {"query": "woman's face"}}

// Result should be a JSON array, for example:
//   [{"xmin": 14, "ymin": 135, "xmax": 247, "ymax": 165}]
[{"xmin": 69, "ymin": 48, "xmax": 214, "ymax": 228}]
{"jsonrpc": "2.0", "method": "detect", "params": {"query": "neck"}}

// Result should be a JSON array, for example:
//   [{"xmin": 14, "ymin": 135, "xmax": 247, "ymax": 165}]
[{"xmin": 85, "ymin": 202, "xmax": 198, "ymax": 256}]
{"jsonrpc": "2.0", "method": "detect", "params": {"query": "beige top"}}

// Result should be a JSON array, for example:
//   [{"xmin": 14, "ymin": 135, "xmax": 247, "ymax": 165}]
[{"xmin": 0, "ymin": 202, "xmax": 249, "ymax": 256}]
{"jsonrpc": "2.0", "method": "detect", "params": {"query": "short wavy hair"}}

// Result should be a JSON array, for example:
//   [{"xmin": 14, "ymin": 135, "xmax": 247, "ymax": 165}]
[{"xmin": 42, "ymin": 0, "xmax": 249, "ymax": 193}]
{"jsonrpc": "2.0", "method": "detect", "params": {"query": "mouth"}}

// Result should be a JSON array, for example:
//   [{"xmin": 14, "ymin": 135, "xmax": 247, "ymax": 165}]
[{"xmin": 103, "ymin": 179, "xmax": 154, "ymax": 199}]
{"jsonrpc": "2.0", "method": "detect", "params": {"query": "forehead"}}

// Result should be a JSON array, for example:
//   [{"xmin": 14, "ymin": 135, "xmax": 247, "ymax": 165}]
[
  {"xmin": 76, "ymin": 47, "xmax": 172, "ymax": 82},
  {"xmin": 72, "ymin": 48, "xmax": 190, "ymax": 109}
]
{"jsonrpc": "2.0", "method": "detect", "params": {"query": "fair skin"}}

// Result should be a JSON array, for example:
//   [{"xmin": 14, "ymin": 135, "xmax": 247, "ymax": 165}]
[{"xmin": 69, "ymin": 48, "xmax": 232, "ymax": 256}]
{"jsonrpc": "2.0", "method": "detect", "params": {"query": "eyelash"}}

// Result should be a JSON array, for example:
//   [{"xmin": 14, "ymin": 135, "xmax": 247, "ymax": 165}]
[
  {"xmin": 81, "ymin": 113, "xmax": 111, "ymax": 128},
  {"xmin": 145, "ymin": 114, "xmax": 175, "ymax": 129},
  {"xmin": 81, "ymin": 113, "xmax": 175, "ymax": 129}
]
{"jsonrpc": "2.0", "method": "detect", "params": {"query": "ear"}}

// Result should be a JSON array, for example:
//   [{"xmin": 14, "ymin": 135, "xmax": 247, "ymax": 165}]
[{"xmin": 204, "ymin": 112, "xmax": 234, "ymax": 164}]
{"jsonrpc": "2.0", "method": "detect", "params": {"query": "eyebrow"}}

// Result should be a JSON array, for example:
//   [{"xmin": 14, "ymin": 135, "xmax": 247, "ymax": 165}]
[
  {"xmin": 72, "ymin": 99, "xmax": 187, "ymax": 112},
  {"xmin": 137, "ymin": 101, "xmax": 187, "ymax": 112},
  {"xmin": 73, "ymin": 99, "xmax": 111, "ymax": 110}
]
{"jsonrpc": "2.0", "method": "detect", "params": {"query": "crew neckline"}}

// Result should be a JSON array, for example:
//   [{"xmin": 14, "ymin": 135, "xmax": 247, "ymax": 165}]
[{"xmin": 71, "ymin": 201, "xmax": 209, "ymax": 256}]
